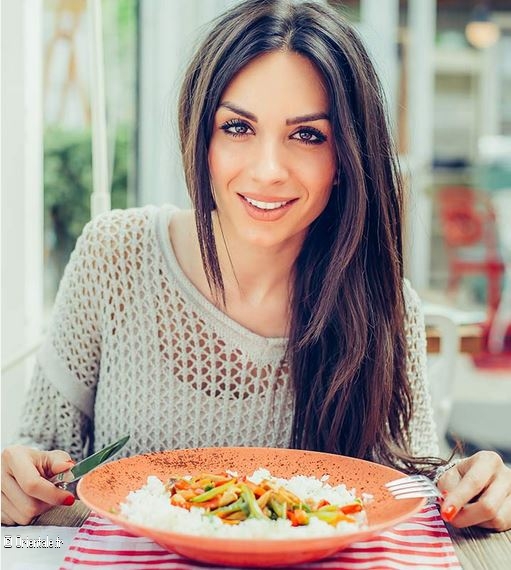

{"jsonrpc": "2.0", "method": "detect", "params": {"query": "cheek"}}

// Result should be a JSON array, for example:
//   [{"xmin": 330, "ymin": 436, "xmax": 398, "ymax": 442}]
[
  {"xmin": 300, "ymin": 155, "xmax": 336, "ymax": 201},
  {"xmin": 208, "ymin": 139, "xmax": 243, "ymax": 187}
]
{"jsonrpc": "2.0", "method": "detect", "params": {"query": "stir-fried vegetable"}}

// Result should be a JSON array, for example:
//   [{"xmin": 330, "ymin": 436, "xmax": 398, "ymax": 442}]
[{"xmin": 164, "ymin": 472, "xmax": 363, "ymax": 527}]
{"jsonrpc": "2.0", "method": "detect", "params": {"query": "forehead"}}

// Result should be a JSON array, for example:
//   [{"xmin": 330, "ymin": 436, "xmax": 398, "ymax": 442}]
[{"xmin": 219, "ymin": 50, "xmax": 329, "ymax": 115}]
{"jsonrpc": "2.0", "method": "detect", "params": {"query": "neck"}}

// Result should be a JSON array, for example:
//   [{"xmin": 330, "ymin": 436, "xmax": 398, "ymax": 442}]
[{"xmin": 212, "ymin": 211, "xmax": 300, "ymax": 307}]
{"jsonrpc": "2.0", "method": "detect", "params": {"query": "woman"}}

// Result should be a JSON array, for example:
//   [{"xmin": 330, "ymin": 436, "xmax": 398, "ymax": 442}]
[{"xmin": 2, "ymin": 0, "xmax": 510, "ymax": 530}]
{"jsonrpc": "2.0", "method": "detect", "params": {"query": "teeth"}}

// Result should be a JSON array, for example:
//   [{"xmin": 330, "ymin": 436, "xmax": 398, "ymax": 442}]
[{"xmin": 244, "ymin": 196, "xmax": 289, "ymax": 210}]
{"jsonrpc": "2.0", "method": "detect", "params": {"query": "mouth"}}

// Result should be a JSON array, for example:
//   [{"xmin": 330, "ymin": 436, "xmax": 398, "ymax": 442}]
[{"xmin": 239, "ymin": 194, "xmax": 297, "ymax": 211}]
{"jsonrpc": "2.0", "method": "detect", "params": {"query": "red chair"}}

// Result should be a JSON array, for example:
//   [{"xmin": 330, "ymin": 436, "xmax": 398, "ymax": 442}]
[{"xmin": 437, "ymin": 186, "xmax": 505, "ymax": 319}]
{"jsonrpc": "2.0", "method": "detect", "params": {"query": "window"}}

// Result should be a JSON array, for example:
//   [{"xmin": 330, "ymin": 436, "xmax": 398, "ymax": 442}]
[{"xmin": 42, "ymin": 0, "xmax": 138, "ymax": 313}]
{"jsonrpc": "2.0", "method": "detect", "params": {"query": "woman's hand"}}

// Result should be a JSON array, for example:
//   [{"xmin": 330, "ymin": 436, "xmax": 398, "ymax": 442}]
[
  {"xmin": 1, "ymin": 445, "xmax": 76, "ymax": 525},
  {"xmin": 437, "ymin": 450, "xmax": 511, "ymax": 531}
]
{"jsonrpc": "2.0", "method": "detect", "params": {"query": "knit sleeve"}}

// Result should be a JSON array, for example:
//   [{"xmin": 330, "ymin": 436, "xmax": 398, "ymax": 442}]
[
  {"xmin": 15, "ymin": 215, "xmax": 107, "ymax": 459},
  {"xmin": 403, "ymin": 280, "xmax": 440, "ymax": 458},
  {"xmin": 17, "ymin": 362, "xmax": 91, "ymax": 461}
]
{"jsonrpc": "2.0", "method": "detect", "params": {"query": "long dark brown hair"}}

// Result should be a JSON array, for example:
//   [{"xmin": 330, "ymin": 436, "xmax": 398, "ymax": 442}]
[{"xmin": 178, "ymin": 0, "xmax": 444, "ymax": 474}]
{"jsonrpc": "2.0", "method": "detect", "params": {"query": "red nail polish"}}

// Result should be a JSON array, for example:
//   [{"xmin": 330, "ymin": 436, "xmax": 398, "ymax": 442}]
[
  {"xmin": 62, "ymin": 495, "xmax": 75, "ymax": 507},
  {"xmin": 441, "ymin": 505, "xmax": 457, "ymax": 522}
]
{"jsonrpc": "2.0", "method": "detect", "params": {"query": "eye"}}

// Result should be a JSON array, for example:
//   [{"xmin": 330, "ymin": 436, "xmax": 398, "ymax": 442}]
[
  {"xmin": 291, "ymin": 127, "xmax": 327, "ymax": 145},
  {"xmin": 220, "ymin": 119, "xmax": 254, "ymax": 138}
]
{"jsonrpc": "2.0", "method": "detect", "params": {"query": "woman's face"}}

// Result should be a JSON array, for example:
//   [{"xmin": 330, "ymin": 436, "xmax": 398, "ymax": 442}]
[{"xmin": 208, "ymin": 50, "xmax": 336, "ymax": 251}]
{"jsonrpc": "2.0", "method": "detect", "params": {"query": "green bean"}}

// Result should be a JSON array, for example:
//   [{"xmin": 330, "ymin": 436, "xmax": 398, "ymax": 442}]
[
  {"xmin": 190, "ymin": 480, "xmax": 235, "ymax": 503},
  {"xmin": 309, "ymin": 510, "xmax": 350, "ymax": 525},
  {"xmin": 240, "ymin": 484, "xmax": 268, "ymax": 519},
  {"xmin": 209, "ymin": 496, "xmax": 248, "ymax": 517},
  {"xmin": 268, "ymin": 497, "xmax": 287, "ymax": 519},
  {"xmin": 316, "ymin": 504, "xmax": 339, "ymax": 512}
]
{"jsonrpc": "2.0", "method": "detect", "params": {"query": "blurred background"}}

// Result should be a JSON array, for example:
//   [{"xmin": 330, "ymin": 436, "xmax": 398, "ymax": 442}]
[{"xmin": 2, "ymin": 0, "xmax": 511, "ymax": 459}]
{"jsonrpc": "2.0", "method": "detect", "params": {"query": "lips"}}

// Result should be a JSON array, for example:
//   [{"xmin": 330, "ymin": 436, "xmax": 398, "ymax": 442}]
[
  {"xmin": 239, "ymin": 194, "xmax": 296, "ymax": 211},
  {"xmin": 238, "ymin": 193, "xmax": 297, "ymax": 222}
]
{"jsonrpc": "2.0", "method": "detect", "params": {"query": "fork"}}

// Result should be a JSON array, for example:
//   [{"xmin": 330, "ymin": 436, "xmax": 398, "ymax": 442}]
[{"xmin": 385, "ymin": 475, "xmax": 443, "ymax": 501}]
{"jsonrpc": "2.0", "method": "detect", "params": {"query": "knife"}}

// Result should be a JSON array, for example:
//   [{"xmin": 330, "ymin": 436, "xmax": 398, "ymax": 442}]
[{"xmin": 49, "ymin": 435, "xmax": 130, "ymax": 495}]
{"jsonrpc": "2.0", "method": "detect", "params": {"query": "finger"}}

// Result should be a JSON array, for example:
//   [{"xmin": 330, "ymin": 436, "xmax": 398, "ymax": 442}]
[
  {"xmin": 1, "ymin": 513, "xmax": 16, "ymax": 526},
  {"xmin": 478, "ymin": 493, "xmax": 511, "ymax": 532},
  {"xmin": 3, "ymin": 446, "xmax": 73, "ymax": 479},
  {"xmin": 440, "ymin": 452, "xmax": 502, "ymax": 520},
  {"xmin": 1, "ymin": 507, "xmax": 16, "ymax": 526},
  {"xmin": 1, "ymin": 492, "xmax": 18, "ymax": 525},
  {"xmin": 38, "ymin": 449, "xmax": 75, "ymax": 478},
  {"xmin": 6, "ymin": 448, "xmax": 74, "ymax": 505},
  {"xmin": 444, "ymin": 483, "xmax": 507, "ymax": 528},
  {"xmin": 1, "ymin": 491, "xmax": 36, "ymax": 526},
  {"xmin": 1, "ymin": 473, "xmax": 48, "ymax": 525},
  {"xmin": 445, "ymin": 471, "xmax": 511, "ymax": 528},
  {"xmin": 17, "ymin": 470, "xmax": 74, "ymax": 506},
  {"xmin": 437, "ymin": 464, "xmax": 462, "ymax": 495},
  {"xmin": 3, "ymin": 446, "xmax": 46, "ymax": 481}
]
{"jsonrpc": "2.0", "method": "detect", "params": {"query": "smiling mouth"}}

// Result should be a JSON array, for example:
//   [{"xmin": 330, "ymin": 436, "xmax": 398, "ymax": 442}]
[{"xmin": 240, "ymin": 195, "xmax": 295, "ymax": 210}]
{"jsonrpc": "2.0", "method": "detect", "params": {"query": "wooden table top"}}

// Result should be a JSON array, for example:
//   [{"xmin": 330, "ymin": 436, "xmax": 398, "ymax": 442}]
[
  {"xmin": 30, "ymin": 501, "xmax": 511, "ymax": 569},
  {"xmin": 426, "ymin": 324, "xmax": 484, "ymax": 355}
]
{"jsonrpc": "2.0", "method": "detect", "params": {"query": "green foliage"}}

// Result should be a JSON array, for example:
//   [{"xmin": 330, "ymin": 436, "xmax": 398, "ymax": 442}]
[
  {"xmin": 44, "ymin": 126, "xmax": 131, "ymax": 245},
  {"xmin": 116, "ymin": 0, "xmax": 137, "ymax": 43}
]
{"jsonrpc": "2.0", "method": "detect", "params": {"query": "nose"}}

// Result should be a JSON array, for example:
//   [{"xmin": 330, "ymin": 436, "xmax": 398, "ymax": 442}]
[{"xmin": 249, "ymin": 136, "xmax": 289, "ymax": 186}]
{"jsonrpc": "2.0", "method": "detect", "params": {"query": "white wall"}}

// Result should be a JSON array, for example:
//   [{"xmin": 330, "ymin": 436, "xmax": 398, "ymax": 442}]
[{"xmin": 1, "ymin": 0, "xmax": 44, "ymax": 446}]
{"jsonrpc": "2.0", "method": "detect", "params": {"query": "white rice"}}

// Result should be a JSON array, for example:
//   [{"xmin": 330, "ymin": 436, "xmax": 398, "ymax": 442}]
[{"xmin": 119, "ymin": 468, "xmax": 368, "ymax": 539}]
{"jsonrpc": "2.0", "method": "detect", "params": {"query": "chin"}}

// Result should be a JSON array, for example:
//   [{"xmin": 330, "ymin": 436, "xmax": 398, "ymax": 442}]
[{"xmin": 241, "ymin": 227, "xmax": 304, "ymax": 250}]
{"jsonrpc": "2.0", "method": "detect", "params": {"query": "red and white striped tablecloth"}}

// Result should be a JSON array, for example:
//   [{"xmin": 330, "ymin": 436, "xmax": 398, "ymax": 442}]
[{"xmin": 60, "ymin": 504, "xmax": 461, "ymax": 569}]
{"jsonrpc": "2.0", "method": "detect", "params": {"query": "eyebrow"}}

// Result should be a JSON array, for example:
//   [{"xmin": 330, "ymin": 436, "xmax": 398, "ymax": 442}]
[{"xmin": 219, "ymin": 102, "xmax": 330, "ymax": 125}]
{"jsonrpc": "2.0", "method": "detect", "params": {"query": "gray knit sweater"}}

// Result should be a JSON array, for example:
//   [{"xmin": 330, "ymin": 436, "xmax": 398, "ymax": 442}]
[{"xmin": 18, "ymin": 205, "xmax": 438, "ymax": 461}]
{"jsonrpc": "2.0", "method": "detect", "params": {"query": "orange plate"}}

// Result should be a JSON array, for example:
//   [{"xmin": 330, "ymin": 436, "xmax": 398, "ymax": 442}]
[{"xmin": 77, "ymin": 447, "xmax": 426, "ymax": 567}]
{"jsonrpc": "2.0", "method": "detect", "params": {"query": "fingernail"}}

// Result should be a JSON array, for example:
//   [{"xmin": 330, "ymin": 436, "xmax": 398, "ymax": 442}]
[
  {"xmin": 65, "ymin": 459, "xmax": 75, "ymax": 465},
  {"xmin": 62, "ymin": 494, "xmax": 75, "ymax": 507},
  {"xmin": 441, "ymin": 504, "xmax": 457, "ymax": 522}
]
